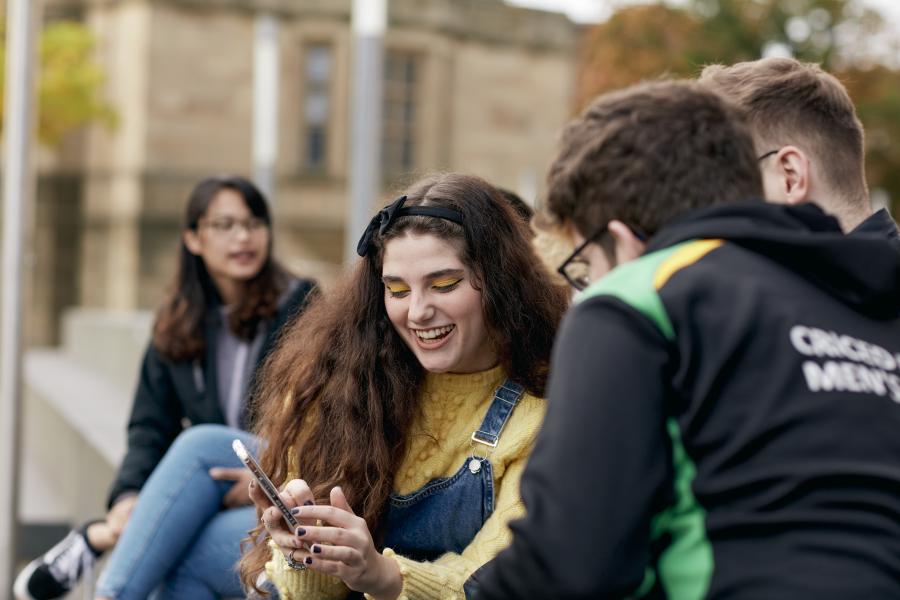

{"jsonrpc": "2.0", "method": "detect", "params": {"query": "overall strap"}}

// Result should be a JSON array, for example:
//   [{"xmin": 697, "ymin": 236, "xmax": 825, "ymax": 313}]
[{"xmin": 471, "ymin": 379, "xmax": 525, "ymax": 450}]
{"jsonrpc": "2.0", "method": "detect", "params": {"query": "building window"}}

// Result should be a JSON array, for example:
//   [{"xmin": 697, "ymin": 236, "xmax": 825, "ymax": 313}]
[
  {"xmin": 303, "ymin": 44, "xmax": 332, "ymax": 171},
  {"xmin": 383, "ymin": 51, "xmax": 420, "ymax": 178}
]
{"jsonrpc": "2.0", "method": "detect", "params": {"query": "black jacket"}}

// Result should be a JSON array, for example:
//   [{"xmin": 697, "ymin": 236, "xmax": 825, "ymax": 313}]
[
  {"xmin": 473, "ymin": 203, "xmax": 900, "ymax": 599},
  {"xmin": 106, "ymin": 278, "xmax": 316, "ymax": 508},
  {"xmin": 851, "ymin": 207, "xmax": 900, "ymax": 248}
]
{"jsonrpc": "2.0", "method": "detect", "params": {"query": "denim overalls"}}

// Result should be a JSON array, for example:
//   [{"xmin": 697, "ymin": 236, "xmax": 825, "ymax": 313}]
[{"xmin": 382, "ymin": 379, "xmax": 525, "ymax": 564}]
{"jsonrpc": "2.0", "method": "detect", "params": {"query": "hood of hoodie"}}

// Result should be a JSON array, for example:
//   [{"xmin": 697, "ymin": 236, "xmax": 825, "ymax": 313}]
[{"xmin": 645, "ymin": 201, "xmax": 900, "ymax": 319}]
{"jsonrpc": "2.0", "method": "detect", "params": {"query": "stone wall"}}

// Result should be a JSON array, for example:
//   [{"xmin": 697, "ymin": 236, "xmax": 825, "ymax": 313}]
[{"xmin": 37, "ymin": 0, "xmax": 577, "ymax": 322}]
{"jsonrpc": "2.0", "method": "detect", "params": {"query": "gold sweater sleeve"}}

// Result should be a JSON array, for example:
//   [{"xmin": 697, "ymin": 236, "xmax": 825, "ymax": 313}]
[
  {"xmin": 264, "ymin": 539, "xmax": 349, "ymax": 599},
  {"xmin": 263, "ymin": 409, "xmax": 346, "ymax": 598}
]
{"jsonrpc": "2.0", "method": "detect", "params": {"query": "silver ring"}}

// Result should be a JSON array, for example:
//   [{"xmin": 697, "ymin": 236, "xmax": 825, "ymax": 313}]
[{"xmin": 287, "ymin": 548, "xmax": 307, "ymax": 571}]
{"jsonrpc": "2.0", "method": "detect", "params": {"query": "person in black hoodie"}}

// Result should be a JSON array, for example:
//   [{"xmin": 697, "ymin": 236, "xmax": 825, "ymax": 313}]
[
  {"xmin": 472, "ymin": 81, "xmax": 900, "ymax": 599},
  {"xmin": 14, "ymin": 176, "xmax": 315, "ymax": 600},
  {"xmin": 699, "ymin": 58, "xmax": 899, "ymax": 245}
]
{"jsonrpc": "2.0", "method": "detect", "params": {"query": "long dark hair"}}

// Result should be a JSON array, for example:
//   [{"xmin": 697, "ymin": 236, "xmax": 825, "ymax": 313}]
[
  {"xmin": 239, "ymin": 173, "xmax": 568, "ymax": 590},
  {"xmin": 152, "ymin": 176, "xmax": 291, "ymax": 362}
]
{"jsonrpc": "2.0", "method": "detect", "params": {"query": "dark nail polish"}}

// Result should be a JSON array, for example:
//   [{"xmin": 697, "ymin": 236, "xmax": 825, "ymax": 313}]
[
  {"xmin": 305, "ymin": 556, "xmax": 313, "ymax": 565},
  {"xmin": 303, "ymin": 500, "xmax": 314, "ymax": 506},
  {"xmin": 312, "ymin": 545, "xmax": 321, "ymax": 554},
  {"xmin": 296, "ymin": 527, "xmax": 306, "ymax": 536},
  {"xmin": 290, "ymin": 507, "xmax": 301, "ymax": 515}
]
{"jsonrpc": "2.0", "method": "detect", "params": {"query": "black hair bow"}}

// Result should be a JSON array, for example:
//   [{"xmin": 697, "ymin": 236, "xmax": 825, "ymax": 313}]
[{"xmin": 355, "ymin": 195, "xmax": 464, "ymax": 256}]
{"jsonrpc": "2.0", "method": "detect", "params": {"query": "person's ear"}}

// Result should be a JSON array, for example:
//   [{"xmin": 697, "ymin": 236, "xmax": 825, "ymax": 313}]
[
  {"xmin": 607, "ymin": 220, "xmax": 646, "ymax": 265},
  {"xmin": 775, "ymin": 146, "xmax": 812, "ymax": 205},
  {"xmin": 183, "ymin": 228, "xmax": 202, "ymax": 256}
]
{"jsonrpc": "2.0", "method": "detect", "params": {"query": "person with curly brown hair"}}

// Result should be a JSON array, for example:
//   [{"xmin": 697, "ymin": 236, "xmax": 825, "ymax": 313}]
[{"xmin": 240, "ymin": 172, "xmax": 569, "ymax": 600}]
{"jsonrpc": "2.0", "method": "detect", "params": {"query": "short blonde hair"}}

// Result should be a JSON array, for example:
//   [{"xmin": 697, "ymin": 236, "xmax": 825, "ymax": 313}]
[{"xmin": 699, "ymin": 58, "xmax": 868, "ymax": 208}]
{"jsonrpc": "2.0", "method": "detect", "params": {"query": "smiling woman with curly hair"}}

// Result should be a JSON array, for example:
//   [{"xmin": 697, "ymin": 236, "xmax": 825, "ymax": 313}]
[{"xmin": 240, "ymin": 173, "xmax": 568, "ymax": 600}]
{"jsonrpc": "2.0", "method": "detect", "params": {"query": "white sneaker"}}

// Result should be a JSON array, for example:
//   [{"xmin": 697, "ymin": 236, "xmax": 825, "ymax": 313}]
[{"xmin": 13, "ymin": 527, "xmax": 98, "ymax": 600}]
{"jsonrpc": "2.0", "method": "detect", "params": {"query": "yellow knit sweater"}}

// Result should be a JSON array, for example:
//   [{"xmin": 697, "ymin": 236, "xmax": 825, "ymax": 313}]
[{"xmin": 265, "ymin": 365, "xmax": 545, "ymax": 599}]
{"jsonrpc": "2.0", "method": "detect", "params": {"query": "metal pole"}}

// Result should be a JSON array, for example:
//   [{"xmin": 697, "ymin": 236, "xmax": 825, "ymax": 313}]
[
  {"xmin": 346, "ymin": 0, "xmax": 386, "ymax": 262},
  {"xmin": 253, "ymin": 11, "xmax": 280, "ymax": 207},
  {"xmin": 1, "ymin": 0, "xmax": 41, "ymax": 590}
]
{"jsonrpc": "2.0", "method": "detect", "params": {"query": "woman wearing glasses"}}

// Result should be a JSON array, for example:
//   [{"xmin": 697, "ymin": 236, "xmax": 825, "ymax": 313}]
[
  {"xmin": 15, "ymin": 176, "xmax": 315, "ymax": 600},
  {"xmin": 240, "ymin": 173, "xmax": 568, "ymax": 599}
]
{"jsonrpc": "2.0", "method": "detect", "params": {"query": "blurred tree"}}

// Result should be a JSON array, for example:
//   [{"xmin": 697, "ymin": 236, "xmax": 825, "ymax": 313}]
[
  {"xmin": 842, "ymin": 66, "xmax": 900, "ymax": 208},
  {"xmin": 576, "ymin": 5, "xmax": 706, "ymax": 103},
  {"xmin": 577, "ymin": 0, "xmax": 899, "ymax": 209},
  {"xmin": 0, "ymin": 20, "xmax": 115, "ymax": 146}
]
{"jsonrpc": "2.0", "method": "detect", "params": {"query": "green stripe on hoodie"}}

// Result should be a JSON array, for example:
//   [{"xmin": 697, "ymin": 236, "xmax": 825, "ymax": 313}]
[{"xmin": 579, "ymin": 240, "xmax": 715, "ymax": 600}]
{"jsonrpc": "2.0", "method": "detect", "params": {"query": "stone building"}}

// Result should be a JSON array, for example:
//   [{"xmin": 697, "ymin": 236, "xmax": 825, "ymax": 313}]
[
  {"xmin": 35, "ymin": 0, "xmax": 578, "ymax": 345},
  {"xmin": 16, "ymin": 1, "xmax": 577, "ymax": 556}
]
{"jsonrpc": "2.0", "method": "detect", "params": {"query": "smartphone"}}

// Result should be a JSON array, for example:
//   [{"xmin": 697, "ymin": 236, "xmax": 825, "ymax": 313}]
[{"xmin": 232, "ymin": 439, "xmax": 300, "ymax": 531}]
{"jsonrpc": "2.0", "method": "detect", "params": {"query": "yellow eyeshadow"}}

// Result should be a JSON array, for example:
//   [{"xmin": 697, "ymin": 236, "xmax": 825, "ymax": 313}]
[
  {"xmin": 431, "ymin": 277, "xmax": 462, "ymax": 288},
  {"xmin": 385, "ymin": 282, "xmax": 411, "ymax": 293}
]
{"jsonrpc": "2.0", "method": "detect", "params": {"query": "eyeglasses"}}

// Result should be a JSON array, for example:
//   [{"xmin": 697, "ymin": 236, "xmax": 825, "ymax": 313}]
[
  {"xmin": 757, "ymin": 149, "xmax": 780, "ymax": 161},
  {"xmin": 557, "ymin": 223, "xmax": 648, "ymax": 292},
  {"xmin": 557, "ymin": 232, "xmax": 600, "ymax": 292},
  {"xmin": 199, "ymin": 217, "xmax": 268, "ymax": 236}
]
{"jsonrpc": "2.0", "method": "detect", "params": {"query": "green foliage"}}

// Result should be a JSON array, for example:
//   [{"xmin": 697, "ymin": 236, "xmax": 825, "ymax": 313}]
[
  {"xmin": 0, "ymin": 20, "xmax": 116, "ymax": 146},
  {"xmin": 577, "ymin": 0, "xmax": 900, "ymax": 210}
]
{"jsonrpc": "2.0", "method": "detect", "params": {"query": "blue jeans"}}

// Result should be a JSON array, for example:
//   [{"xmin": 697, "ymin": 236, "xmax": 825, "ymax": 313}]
[{"xmin": 95, "ymin": 425, "xmax": 258, "ymax": 600}]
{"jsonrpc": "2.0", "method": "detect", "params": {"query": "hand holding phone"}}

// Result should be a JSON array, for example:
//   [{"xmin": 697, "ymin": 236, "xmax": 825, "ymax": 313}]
[{"xmin": 232, "ymin": 439, "xmax": 300, "ymax": 531}]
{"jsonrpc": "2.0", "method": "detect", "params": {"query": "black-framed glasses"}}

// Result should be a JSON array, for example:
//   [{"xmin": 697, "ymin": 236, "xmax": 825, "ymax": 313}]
[
  {"xmin": 199, "ymin": 216, "xmax": 268, "ymax": 236},
  {"xmin": 757, "ymin": 149, "xmax": 780, "ymax": 161},
  {"xmin": 556, "ymin": 224, "xmax": 647, "ymax": 291},
  {"xmin": 557, "ymin": 231, "xmax": 601, "ymax": 292}
]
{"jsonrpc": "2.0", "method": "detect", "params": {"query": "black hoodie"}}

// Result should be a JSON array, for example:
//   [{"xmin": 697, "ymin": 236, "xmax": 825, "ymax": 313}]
[{"xmin": 473, "ymin": 202, "xmax": 900, "ymax": 600}]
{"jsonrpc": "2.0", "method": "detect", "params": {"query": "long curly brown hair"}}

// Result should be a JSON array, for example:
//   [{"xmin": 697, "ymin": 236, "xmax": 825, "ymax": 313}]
[
  {"xmin": 239, "ymin": 173, "xmax": 568, "ymax": 591},
  {"xmin": 152, "ymin": 176, "xmax": 292, "ymax": 362}
]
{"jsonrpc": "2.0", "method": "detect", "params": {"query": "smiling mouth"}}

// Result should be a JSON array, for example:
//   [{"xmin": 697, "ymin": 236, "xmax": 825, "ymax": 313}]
[
  {"xmin": 413, "ymin": 325, "xmax": 455, "ymax": 342},
  {"xmin": 229, "ymin": 251, "xmax": 257, "ymax": 261}
]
